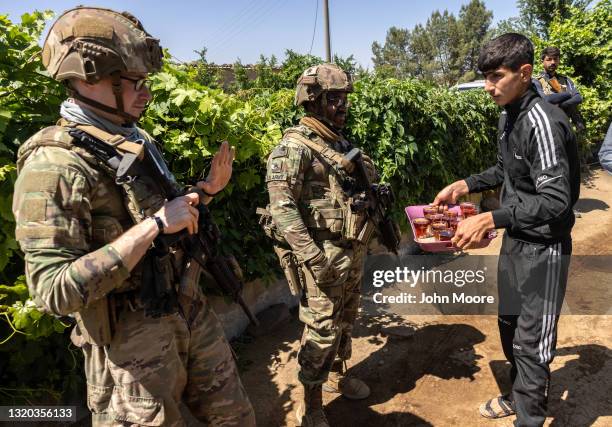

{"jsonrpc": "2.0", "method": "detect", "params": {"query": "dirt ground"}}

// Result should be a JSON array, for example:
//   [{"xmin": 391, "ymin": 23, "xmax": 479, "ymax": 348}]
[{"xmin": 237, "ymin": 169, "xmax": 612, "ymax": 427}]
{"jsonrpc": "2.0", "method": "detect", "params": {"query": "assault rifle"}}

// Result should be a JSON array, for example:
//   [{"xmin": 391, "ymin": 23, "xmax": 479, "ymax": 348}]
[
  {"xmin": 120, "ymin": 145, "xmax": 259, "ymax": 326},
  {"xmin": 344, "ymin": 148, "xmax": 401, "ymax": 254},
  {"xmin": 71, "ymin": 129, "xmax": 259, "ymax": 325}
]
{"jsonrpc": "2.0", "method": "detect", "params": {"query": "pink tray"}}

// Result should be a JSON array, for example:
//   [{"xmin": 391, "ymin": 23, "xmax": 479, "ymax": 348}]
[{"xmin": 404, "ymin": 204, "xmax": 497, "ymax": 253}]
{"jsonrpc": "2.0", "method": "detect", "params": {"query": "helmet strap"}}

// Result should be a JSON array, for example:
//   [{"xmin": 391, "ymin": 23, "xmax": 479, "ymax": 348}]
[
  {"xmin": 110, "ymin": 71, "xmax": 125, "ymax": 113},
  {"xmin": 69, "ymin": 73, "xmax": 139, "ymax": 123},
  {"xmin": 312, "ymin": 92, "xmax": 338, "ymax": 130}
]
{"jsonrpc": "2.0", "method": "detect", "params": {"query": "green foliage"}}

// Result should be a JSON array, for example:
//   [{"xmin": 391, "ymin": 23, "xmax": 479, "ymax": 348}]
[
  {"xmin": 533, "ymin": 0, "xmax": 612, "ymax": 147},
  {"xmin": 191, "ymin": 46, "xmax": 223, "ymax": 89},
  {"xmin": 372, "ymin": 0, "xmax": 493, "ymax": 85},
  {"xmin": 346, "ymin": 77, "xmax": 498, "ymax": 212},
  {"xmin": 0, "ymin": 164, "xmax": 18, "ymax": 278},
  {"xmin": 0, "ymin": 276, "xmax": 80, "ymax": 405},
  {"xmin": 516, "ymin": 0, "xmax": 593, "ymax": 37},
  {"xmin": 140, "ymin": 62, "xmax": 295, "ymax": 281},
  {"xmin": 0, "ymin": 11, "xmax": 64, "ymax": 285},
  {"xmin": 226, "ymin": 50, "xmax": 360, "ymax": 95}
]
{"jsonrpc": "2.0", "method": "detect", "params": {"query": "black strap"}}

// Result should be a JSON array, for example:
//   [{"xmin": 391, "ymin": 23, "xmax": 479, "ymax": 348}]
[
  {"xmin": 140, "ymin": 250, "xmax": 178, "ymax": 318},
  {"xmin": 68, "ymin": 128, "xmax": 122, "ymax": 170}
]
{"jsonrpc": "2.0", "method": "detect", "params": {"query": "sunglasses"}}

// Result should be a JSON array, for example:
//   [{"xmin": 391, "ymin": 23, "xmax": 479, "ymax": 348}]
[
  {"xmin": 327, "ymin": 94, "xmax": 350, "ymax": 108},
  {"xmin": 120, "ymin": 76, "xmax": 150, "ymax": 91}
]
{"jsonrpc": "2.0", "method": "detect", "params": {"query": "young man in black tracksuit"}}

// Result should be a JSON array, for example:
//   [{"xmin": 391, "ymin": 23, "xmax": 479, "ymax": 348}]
[{"xmin": 434, "ymin": 33, "xmax": 580, "ymax": 427}]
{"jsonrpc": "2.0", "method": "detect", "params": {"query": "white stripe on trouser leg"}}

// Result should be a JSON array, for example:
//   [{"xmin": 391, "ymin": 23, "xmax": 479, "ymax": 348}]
[
  {"xmin": 543, "ymin": 244, "xmax": 558, "ymax": 363},
  {"xmin": 528, "ymin": 111, "xmax": 549, "ymax": 170},
  {"xmin": 538, "ymin": 247, "xmax": 552, "ymax": 363},
  {"xmin": 530, "ymin": 108, "xmax": 553, "ymax": 169},
  {"xmin": 534, "ymin": 103, "xmax": 558, "ymax": 167},
  {"xmin": 540, "ymin": 243, "xmax": 560, "ymax": 363},
  {"xmin": 545, "ymin": 243, "xmax": 561, "ymax": 362}
]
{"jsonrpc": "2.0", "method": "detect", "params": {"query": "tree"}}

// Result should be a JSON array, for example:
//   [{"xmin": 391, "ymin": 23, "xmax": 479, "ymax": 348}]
[
  {"xmin": 371, "ymin": 0, "xmax": 494, "ymax": 85},
  {"xmin": 412, "ymin": 10, "xmax": 463, "ymax": 84},
  {"xmin": 371, "ymin": 27, "xmax": 414, "ymax": 78},
  {"xmin": 497, "ymin": 0, "xmax": 593, "ymax": 37},
  {"xmin": 458, "ymin": 0, "xmax": 493, "ymax": 76}
]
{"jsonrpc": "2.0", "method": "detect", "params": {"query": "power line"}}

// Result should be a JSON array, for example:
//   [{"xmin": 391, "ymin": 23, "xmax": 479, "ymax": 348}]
[
  {"xmin": 207, "ymin": 0, "xmax": 278, "ymax": 54},
  {"xmin": 203, "ymin": 0, "xmax": 267, "ymax": 54},
  {"xmin": 212, "ymin": 0, "xmax": 286, "ymax": 56},
  {"xmin": 308, "ymin": 0, "xmax": 319, "ymax": 55}
]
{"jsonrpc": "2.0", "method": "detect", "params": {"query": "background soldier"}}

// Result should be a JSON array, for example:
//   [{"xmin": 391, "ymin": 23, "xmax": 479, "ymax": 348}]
[
  {"xmin": 12, "ymin": 7, "xmax": 255, "ymax": 426},
  {"xmin": 263, "ymin": 64, "xmax": 379, "ymax": 427},
  {"xmin": 534, "ymin": 46, "xmax": 586, "ymax": 132}
]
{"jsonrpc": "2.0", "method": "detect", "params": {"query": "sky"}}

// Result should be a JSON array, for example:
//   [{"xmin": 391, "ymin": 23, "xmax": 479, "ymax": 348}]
[{"xmin": 3, "ymin": 1, "xmax": 519, "ymax": 69}]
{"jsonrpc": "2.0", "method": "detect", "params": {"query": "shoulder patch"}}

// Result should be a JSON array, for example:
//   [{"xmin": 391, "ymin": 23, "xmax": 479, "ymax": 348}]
[
  {"xmin": 270, "ymin": 145, "xmax": 288, "ymax": 158},
  {"xmin": 266, "ymin": 172, "xmax": 288, "ymax": 182},
  {"xmin": 19, "ymin": 170, "xmax": 60, "ymax": 193}
]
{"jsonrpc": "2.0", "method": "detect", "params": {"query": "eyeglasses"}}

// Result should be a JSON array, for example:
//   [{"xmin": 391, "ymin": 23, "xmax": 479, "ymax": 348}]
[
  {"xmin": 327, "ymin": 93, "xmax": 349, "ymax": 108},
  {"xmin": 120, "ymin": 76, "xmax": 150, "ymax": 91}
]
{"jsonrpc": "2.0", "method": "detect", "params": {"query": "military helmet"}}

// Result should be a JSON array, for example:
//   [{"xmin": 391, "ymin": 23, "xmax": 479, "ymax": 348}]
[
  {"xmin": 42, "ymin": 7, "xmax": 162, "ymax": 82},
  {"xmin": 41, "ymin": 7, "xmax": 162, "ymax": 122},
  {"xmin": 294, "ymin": 63, "xmax": 353, "ymax": 107}
]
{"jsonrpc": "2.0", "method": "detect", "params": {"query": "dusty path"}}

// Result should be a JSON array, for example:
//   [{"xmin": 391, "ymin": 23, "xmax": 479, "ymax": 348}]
[{"xmin": 237, "ymin": 169, "xmax": 612, "ymax": 427}]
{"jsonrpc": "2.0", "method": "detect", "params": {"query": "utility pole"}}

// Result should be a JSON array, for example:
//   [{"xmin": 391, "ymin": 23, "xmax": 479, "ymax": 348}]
[{"xmin": 323, "ymin": 0, "xmax": 331, "ymax": 62}]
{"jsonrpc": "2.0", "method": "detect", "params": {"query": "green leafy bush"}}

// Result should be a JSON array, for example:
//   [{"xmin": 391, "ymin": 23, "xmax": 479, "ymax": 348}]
[{"xmin": 533, "ymin": 0, "xmax": 612, "ymax": 150}]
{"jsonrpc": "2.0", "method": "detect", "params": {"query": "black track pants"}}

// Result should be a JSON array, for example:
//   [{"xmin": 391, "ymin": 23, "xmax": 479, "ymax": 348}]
[{"xmin": 497, "ymin": 234, "xmax": 572, "ymax": 427}]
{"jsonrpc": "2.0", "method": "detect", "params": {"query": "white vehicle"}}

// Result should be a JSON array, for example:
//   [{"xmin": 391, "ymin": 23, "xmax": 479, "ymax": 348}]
[{"xmin": 451, "ymin": 80, "xmax": 486, "ymax": 91}]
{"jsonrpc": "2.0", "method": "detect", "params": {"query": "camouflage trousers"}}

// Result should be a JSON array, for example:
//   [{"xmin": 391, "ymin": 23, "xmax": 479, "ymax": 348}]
[
  {"xmin": 73, "ymin": 265, "xmax": 255, "ymax": 426},
  {"xmin": 297, "ymin": 240, "xmax": 367, "ymax": 385}
]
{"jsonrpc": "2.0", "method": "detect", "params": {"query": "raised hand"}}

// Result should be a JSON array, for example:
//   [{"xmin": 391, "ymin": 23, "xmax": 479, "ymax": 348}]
[{"xmin": 197, "ymin": 141, "xmax": 235, "ymax": 196}]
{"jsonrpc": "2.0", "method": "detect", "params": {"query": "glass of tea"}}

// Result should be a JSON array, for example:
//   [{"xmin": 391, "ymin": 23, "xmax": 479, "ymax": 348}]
[
  {"xmin": 413, "ymin": 217, "xmax": 430, "ymax": 240},
  {"xmin": 431, "ymin": 214, "xmax": 446, "ymax": 227},
  {"xmin": 423, "ymin": 206, "xmax": 438, "ymax": 221},
  {"xmin": 439, "ymin": 230, "xmax": 454, "ymax": 241},
  {"xmin": 460, "ymin": 202, "xmax": 478, "ymax": 218},
  {"xmin": 432, "ymin": 222, "xmax": 448, "ymax": 241}
]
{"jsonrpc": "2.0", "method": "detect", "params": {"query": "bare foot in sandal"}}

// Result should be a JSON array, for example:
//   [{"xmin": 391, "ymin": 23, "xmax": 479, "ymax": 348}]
[{"xmin": 479, "ymin": 394, "xmax": 515, "ymax": 419}]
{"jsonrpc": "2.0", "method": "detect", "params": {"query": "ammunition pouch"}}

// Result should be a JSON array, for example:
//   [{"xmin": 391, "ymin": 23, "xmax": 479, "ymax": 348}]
[
  {"xmin": 303, "ymin": 200, "xmax": 344, "ymax": 234},
  {"xmin": 140, "ymin": 249, "xmax": 179, "ymax": 318},
  {"xmin": 343, "ymin": 196, "xmax": 369, "ymax": 242}
]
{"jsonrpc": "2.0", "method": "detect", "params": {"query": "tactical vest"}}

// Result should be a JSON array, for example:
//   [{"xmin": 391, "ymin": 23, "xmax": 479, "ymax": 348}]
[
  {"xmin": 262, "ymin": 124, "xmax": 374, "ymax": 245},
  {"xmin": 537, "ymin": 74, "xmax": 569, "ymax": 96},
  {"xmin": 17, "ymin": 121, "xmax": 184, "ymax": 345}
]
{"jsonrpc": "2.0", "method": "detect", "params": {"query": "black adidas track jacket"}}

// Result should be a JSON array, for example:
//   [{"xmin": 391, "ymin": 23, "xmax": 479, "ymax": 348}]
[{"xmin": 465, "ymin": 86, "xmax": 580, "ymax": 244}]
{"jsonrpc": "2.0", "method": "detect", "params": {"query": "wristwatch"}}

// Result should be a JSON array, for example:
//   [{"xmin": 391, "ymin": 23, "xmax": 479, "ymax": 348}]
[{"xmin": 151, "ymin": 215, "xmax": 164, "ymax": 233}]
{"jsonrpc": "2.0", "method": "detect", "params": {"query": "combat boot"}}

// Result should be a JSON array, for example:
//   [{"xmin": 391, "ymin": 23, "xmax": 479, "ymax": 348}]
[
  {"xmin": 322, "ymin": 359, "xmax": 370, "ymax": 400},
  {"xmin": 295, "ymin": 383, "xmax": 329, "ymax": 427}
]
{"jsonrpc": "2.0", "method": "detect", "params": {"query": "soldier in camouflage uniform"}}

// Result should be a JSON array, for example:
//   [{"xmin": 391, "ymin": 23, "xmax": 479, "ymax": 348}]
[
  {"xmin": 262, "ymin": 64, "xmax": 377, "ymax": 427},
  {"xmin": 12, "ymin": 7, "xmax": 255, "ymax": 426}
]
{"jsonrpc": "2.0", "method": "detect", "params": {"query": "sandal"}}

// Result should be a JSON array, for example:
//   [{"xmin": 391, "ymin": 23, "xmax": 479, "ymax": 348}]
[{"xmin": 479, "ymin": 394, "xmax": 515, "ymax": 419}]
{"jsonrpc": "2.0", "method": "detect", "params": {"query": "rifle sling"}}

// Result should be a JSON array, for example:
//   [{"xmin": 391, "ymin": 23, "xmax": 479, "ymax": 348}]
[
  {"xmin": 57, "ymin": 118, "xmax": 145, "ymax": 160},
  {"xmin": 284, "ymin": 131, "xmax": 354, "ymax": 173}
]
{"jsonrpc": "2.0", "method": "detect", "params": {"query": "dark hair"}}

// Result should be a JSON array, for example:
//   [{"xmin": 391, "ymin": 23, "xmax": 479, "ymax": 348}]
[
  {"xmin": 478, "ymin": 33, "xmax": 534, "ymax": 73},
  {"xmin": 541, "ymin": 46, "xmax": 561, "ymax": 60}
]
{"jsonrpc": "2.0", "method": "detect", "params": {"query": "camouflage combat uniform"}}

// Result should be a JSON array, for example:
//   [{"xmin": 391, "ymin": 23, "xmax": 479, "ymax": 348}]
[
  {"xmin": 265, "ymin": 121, "xmax": 373, "ymax": 385},
  {"xmin": 12, "ymin": 7, "xmax": 254, "ymax": 426}
]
